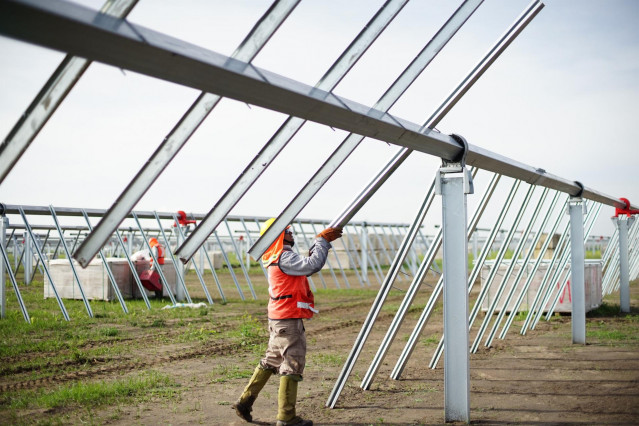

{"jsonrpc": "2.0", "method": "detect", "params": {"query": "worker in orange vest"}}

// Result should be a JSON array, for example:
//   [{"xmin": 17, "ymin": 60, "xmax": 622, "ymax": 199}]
[
  {"xmin": 232, "ymin": 219, "xmax": 342, "ymax": 426},
  {"xmin": 148, "ymin": 237, "xmax": 165, "ymax": 271},
  {"xmin": 131, "ymin": 237, "xmax": 166, "ymax": 298}
]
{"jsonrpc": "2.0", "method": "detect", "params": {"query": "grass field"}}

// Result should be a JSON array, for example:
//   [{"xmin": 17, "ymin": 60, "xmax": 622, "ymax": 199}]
[{"xmin": 1, "ymin": 264, "xmax": 637, "ymax": 424}]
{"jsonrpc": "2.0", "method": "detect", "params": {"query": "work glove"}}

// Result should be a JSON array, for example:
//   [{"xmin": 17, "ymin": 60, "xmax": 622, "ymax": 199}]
[{"xmin": 316, "ymin": 227, "xmax": 343, "ymax": 242}]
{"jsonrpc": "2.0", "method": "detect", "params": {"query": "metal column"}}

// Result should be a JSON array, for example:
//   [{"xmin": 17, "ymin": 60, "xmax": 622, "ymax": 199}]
[
  {"xmin": 568, "ymin": 197, "xmax": 586, "ymax": 344},
  {"xmin": 23, "ymin": 231, "xmax": 32, "ymax": 284},
  {"xmin": 613, "ymin": 215, "xmax": 634, "ymax": 312},
  {"xmin": 174, "ymin": 215, "xmax": 213, "ymax": 304},
  {"xmin": 177, "ymin": 0, "xmax": 409, "ymax": 263},
  {"xmin": 1, "ymin": 213, "xmax": 7, "ymax": 318},
  {"xmin": 0, "ymin": 223, "xmax": 30, "ymax": 323},
  {"xmin": 436, "ymin": 140, "xmax": 473, "ymax": 423},
  {"xmin": 360, "ymin": 223, "xmax": 369, "ymax": 286},
  {"xmin": 19, "ymin": 207, "xmax": 70, "ymax": 320},
  {"xmin": 50, "ymin": 206, "xmax": 93, "ymax": 318}
]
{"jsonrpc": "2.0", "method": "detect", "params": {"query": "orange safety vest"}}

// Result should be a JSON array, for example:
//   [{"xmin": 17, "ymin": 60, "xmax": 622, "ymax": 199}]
[
  {"xmin": 267, "ymin": 252, "xmax": 316, "ymax": 320},
  {"xmin": 150, "ymin": 241, "xmax": 165, "ymax": 266}
]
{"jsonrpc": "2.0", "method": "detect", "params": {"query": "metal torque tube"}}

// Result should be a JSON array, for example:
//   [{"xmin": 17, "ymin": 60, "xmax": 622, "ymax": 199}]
[
  {"xmin": 179, "ymin": 0, "xmax": 410, "ymax": 263},
  {"xmin": 72, "ymin": 0, "xmax": 301, "ymax": 267}
]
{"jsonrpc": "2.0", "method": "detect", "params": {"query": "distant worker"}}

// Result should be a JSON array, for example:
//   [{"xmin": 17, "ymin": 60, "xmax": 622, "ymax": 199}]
[
  {"xmin": 232, "ymin": 219, "xmax": 342, "ymax": 426},
  {"xmin": 131, "ymin": 237, "xmax": 165, "ymax": 298}
]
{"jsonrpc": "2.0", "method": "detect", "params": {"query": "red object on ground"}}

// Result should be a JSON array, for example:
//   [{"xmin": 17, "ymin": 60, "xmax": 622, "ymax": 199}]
[
  {"xmin": 173, "ymin": 210, "xmax": 197, "ymax": 227},
  {"xmin": 139, "ymin": 270, "xmax": 162, "ymax": 292},
  {"xmin": 614, "ymin": 198, "xmax": 639, "ymax": 217}
]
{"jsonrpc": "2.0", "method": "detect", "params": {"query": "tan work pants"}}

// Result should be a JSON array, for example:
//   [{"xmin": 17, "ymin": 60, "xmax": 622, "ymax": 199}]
[{"xmin": 261, "ymin": 318, "xmax": 306, "ymax": 376}]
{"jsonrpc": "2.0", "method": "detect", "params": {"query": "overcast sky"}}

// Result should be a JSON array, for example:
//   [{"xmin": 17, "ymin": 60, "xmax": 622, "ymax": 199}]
[{"xmin": 0, "ymin": 0, "xmax": 637, "ymax": 238}]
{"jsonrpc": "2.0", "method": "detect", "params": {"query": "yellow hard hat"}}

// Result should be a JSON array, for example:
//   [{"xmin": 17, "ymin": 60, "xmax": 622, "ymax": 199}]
[{"xmin": 260, "ymin": 218, "xmax": 276, "ymax": 236}]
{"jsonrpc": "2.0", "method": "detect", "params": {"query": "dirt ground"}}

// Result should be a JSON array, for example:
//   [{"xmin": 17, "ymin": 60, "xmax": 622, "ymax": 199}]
[{"xmin": 5, "ymin": 270, "xmax": 639, "ymax": 425}]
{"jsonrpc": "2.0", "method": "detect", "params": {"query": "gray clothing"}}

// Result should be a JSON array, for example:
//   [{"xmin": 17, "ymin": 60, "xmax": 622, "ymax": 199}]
[{"xmin": 278, "ymin": 237, "xmax": 331, "ymax": 277}]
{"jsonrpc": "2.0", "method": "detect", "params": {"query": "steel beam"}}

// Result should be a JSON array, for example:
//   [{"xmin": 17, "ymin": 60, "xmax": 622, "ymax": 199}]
[
  {"xmin": 1, "ymin": 214, "xmax": 7, "ymax": 318},
  {"xmin": 214, "ymin": 231, "xmax": 244, "ymax": 300},
  {"xmin": 325, "ymin": 178, "xmax": 439, "ymax": 408},
  {"xmin": 0, "ymin": 232, "xmax": 30, "ymax": 323},
  {"xmin": 224, "ymin": 219, "xmax": 257, "ymax": 299},
  {"xmin": 176, "ymin": 0, "xmax": 410, "ymax": 263},
  {"xmin": 470, "ymin": 184, "xmax": 536, "ymax": 353},
  {"xmin": 529, "ymin": 201, "xmax": 598, "ymax": 329},
  {"xmin": 19, "ymin": 207, "xmax": 69, "ymax": 320},
  {"xmin": 50, "ymin": 206, "xmax": 93, "ymax": 317},
  {"xmin": 544, "ymin": 202, "xmax": 600, "ymax": 321},
  {"xmin": 247, "ymin": 0, "xmax": 484, "ymax": 259},
  {"xmin": 325, "ymin": 0, "xmax": 544, "ymax": 236},
  {"xmin": 475, "ymin": 188, "xmax": 550, "ymax": 350},
  {"xmin": 131, "ymin": 212, "xmax": 177, "ymax": 305},
  {"xmin": 399, "ymin": 174, "xmax": 507, "ymax": 374},
  {"xmin": 2, "ymin": 0, "xmax": 627, "ymax": 216},
  {"xmin": 83, "ymin": 210, "xmax": 129, "ymax": 313},
  {"xmin": 0, "ymin": 0, "xmax": 139, "ymax": 183},
  {"xmin": 69, "ymin": 0, "xmax": 300, "ymax": 267},
  {"xmin": 153, "ymin": 212, "xmax": 192, "ymax": 303},
  {"xmin": 115, "ymin": 229, "xmax": 151, "ymax": 310},
  {"xmin": 521, "ymin": 218, "xmax": 570, "ymax": 334},
  {"xmin": 498, "ymin": 195, "xmax": 568, "ymax": 340}
]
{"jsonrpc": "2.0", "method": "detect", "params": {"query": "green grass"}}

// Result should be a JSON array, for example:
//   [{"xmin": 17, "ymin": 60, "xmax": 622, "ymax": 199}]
[
  {"xmin": 309, "ymin": 352, "xmax": 346, "ymax": 367},
  {"xmin": 209, "ymin": 365, "xmax": 254, "ymax": 383},
  {"xmin": 486, "ymin": 249, "xmax": 515, "ymax": 260},
  {"xmin": 229, "ymin": 313, "xmax": 267, "ymax": 348},
  {"xmin": 587, "ymin": 328, "xmax": 637, "ymax": 341},
  {"xmin": 4, "ymin": 371, "xmax": 179, "ymax": 411},
  {"xmin": 587, "ymin": 302, "xmax": 623, "ymax": 318},
  {"xmin": 586, "ymin": 249, "xmax": 601, "ymax": 259},
  {"xmin": 421, "ymin": 334, "xmax": 440, "ymax": 346}
]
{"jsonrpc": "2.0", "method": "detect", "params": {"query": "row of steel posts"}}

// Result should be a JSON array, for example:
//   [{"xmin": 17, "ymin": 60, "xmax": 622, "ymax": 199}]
[
  {"xmin": 0, "ymin": 207, "xmax": 427, "ymax": 322},
  {"xmin": 325, "ymin": 164, "xmax": 638, "ymax": 421}
]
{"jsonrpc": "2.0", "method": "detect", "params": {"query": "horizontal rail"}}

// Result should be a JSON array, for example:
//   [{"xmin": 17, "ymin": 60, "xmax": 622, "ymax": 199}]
[
  {"xmin": 0, "ymin": 204, "xmax": 413, "ymax": 228},
  {"xmin": 0, "ymin": 0, "xmax": 632, "ymax": 214}
]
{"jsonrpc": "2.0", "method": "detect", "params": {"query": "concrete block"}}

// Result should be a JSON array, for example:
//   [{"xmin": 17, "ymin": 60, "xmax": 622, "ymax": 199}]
[
  {"xmin": 480, "ymin": 260, "xmax": 602, "ymax": 313},
  {"xmin": 45, "ymin": 258, "xmax": 132, "ymax": 301}
]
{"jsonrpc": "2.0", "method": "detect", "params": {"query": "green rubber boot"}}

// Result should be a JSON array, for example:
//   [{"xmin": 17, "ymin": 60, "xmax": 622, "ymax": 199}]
[
  {"xmin": 232, "ymin": 365, "xmax": 273, "ymax": 422},
  {"xmin": 276, "ymin": 374, "xmax": 312, "ymax": 426}
]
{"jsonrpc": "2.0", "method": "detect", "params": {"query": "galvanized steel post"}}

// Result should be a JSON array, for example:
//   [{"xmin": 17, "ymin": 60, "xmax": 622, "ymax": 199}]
[
  {"xmin": 19, "ymin": 207, "xmax": 70, "ymax": 320},
  {"xmin": 568, "ymin": 196, "xmax": 586, "ymax": 344},
  {"xmin": 24, "ymin": 231, "xmax": 32, "ymax": 285},
  {"xmin": 612, "ymin": 216, "xmax": 634, "ymax": 313},
  {"xmin": 361, "ymin": 223, "xmax": 369, "ymax": 286},
  {"xmin": 1, "ymin": 212, "xmax": 6, "ymax": 318},
  {"xmin": 50, "ymin": 206, "xmax": 93, "ymax": 318},
  {"xmin": 436, "ymin": 135, "xmax": 473, "ymax": 423}
]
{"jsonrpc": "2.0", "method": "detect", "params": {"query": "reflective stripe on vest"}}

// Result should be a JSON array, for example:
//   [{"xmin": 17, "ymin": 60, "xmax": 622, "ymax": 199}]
[{"xmin": 297, "ymin": 301, "xmax": 319, "ymax": 313}]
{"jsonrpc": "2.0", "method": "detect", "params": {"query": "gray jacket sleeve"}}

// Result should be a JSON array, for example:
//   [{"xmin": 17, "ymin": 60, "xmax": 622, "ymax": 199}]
[{"xmin": 278, "ymin": 238, "xmax": 331, "ymax": 276}]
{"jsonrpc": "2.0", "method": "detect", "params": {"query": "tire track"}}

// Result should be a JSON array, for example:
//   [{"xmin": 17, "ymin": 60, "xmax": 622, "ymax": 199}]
[{"xmin": 0, "ymin": 317, "xmax": 370, "ymax": 393}]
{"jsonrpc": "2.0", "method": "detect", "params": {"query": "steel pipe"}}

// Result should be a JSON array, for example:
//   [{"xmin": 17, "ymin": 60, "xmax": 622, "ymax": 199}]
[
  {"xmin": 1, "ymin": 1, "xmax": 628, "ymax": 215},
  {"xmin": 177, "ymin": 0, "xmax": 410, "ymax": 263},
  {"xmin": 249, "ymin": 0, "xmax": 484, "ymax": 259}
]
